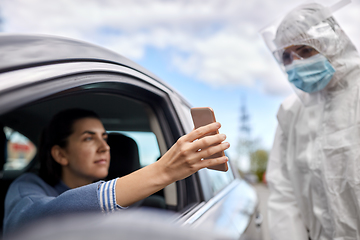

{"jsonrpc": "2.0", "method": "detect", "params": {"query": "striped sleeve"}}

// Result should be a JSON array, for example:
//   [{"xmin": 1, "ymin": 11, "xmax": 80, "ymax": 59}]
[{"xmin": 97, "ymin": 178, "xmax": 127, "ymax": 212}]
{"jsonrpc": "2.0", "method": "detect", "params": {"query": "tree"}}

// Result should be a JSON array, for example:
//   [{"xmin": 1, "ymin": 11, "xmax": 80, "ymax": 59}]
[{"xmin": 250, "ymin": 149, "xmax": 268, "ymax": 182}]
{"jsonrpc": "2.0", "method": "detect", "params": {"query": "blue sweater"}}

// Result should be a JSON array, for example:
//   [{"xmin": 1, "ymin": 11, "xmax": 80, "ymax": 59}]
[{"xmin": 3, "ymin": 173, "xmax": 120, "ymax": 236}]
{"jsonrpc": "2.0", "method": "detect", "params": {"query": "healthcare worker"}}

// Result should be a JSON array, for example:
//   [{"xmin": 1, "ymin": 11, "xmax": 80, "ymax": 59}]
[{"xmin": 262, "ymin": 1, "xmax": 360, "ymax": 239}]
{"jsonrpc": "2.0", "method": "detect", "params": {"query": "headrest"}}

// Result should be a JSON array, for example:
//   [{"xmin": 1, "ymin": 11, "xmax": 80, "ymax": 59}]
[{"xmin": 105, "ymin": 133, "xmax": 140, "ymax": 181}]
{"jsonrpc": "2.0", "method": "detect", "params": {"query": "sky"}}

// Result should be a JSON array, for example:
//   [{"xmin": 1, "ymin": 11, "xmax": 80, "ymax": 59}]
[{"xmin": 1, "ymin": 0, "xmax": 360, "ymax": 171}]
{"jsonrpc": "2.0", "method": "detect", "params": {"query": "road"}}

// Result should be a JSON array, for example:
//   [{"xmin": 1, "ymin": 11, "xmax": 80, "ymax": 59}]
[{"xmin": 253, "ymin": 183, "xmax": 270, "ymax": 240}]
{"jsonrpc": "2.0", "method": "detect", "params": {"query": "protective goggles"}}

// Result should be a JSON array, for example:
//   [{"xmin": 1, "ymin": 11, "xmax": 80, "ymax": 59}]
[{"xmin": 281, "ymin": 45, "xmax": 319, "ymax": 65}]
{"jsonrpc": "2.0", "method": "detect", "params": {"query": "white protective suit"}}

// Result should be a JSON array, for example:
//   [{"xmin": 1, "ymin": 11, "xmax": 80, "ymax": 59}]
[{"xmin": 266, "ymin": 3, "xmax": 360, "ymax": 240}]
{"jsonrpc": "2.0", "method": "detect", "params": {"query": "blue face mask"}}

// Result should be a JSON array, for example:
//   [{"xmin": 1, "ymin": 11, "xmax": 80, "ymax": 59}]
[{"xmin": 285, "ymin": 54, "xmax": 335, "ymax": 93}]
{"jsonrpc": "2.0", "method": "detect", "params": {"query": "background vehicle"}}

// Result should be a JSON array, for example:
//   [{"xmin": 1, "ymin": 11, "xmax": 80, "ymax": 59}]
[{"xmin": 0, "ymin": 34, "xmax": 261, "ymax": 239}]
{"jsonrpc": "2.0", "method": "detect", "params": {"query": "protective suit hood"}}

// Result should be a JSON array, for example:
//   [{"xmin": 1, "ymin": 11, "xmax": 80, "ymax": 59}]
[{"xmin": 263, "ymin": 2, "xmax": 360, "ymax": 105}]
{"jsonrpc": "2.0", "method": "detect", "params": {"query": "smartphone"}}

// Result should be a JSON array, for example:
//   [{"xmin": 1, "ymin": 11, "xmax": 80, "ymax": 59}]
[{"xmin": 190, "ymin": 107, "xmax": 228, "ymax": 172}]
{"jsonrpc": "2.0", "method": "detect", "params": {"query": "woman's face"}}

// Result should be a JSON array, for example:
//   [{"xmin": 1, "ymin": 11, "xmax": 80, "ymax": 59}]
[{"xmin": 60, "ymin": 117, "xmax": 110, "ymax": 186}]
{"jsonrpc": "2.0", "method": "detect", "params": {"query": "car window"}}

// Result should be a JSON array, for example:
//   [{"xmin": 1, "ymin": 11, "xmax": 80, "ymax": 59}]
[
  {"xmin": 207, "ymin": 161, "xmax": 235, "ymax": 194},
  {"xmin": 3, "ymin": 127, "xmax": 36, "ymax": 171},
  {"xmin": 0, "ymin": 77, "xmax": 191, "ymax": 212},
  {"xmin": 109, "ymin": 131, "xmax": 161, "ymax": 167}
]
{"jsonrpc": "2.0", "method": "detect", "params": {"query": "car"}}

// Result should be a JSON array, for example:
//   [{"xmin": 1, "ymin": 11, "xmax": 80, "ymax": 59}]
[{"xmin": 0, "ymin": 33, "xmax": 262, "ymax": 239}]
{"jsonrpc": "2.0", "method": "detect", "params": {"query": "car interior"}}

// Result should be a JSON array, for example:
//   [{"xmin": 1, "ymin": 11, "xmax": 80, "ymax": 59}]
[{"xmin": 0, "ymin": 85, "xmax": 184, "ymax": 233}]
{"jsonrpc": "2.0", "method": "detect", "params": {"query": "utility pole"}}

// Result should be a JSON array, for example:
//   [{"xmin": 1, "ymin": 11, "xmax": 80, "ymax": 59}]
[
  {"xmin": 239, "ymin": 95, "xmax": 251, "ymax": 138},
  {"xmin": 236, "ymin": 95, "xmax": 253, "ymax": 173}
]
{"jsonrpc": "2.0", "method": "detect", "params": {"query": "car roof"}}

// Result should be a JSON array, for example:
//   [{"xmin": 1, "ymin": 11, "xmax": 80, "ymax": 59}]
[
  {"xmin": 0, "ymin": 33, "xmax": 160, "ymax": 82},
  {"xmin": 0, "ymin": 33, "xmax": 193, "ymax": 139}
]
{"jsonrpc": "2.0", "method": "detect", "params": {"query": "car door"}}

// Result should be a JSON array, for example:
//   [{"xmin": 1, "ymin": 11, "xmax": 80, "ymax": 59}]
[
  {"xmin": 173, "ymin": 102, "xmax": 262, "ymax": 240},
  {"xmin": 0, "ymin": 59, "xmax": 207, "ymax": 232}
]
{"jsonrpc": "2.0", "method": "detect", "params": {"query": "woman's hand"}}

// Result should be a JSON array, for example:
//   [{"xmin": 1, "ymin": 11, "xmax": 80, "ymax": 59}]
[
  {"xmin": 157, "ymin": 122, "xmax": 230, "ymax": 184},
  {"xmin": 115, "ymin": 122, "xmax": 229, "ymax": 207}
]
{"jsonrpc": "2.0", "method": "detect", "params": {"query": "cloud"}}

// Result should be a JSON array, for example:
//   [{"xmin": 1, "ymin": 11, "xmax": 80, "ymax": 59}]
[{"xmin": 1, "ymin": 0, "xmax": 358, "ymax": 97}]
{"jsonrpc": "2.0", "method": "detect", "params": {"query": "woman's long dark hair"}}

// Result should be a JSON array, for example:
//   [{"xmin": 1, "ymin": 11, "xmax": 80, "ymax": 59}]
[{"xmin": 38, "ymin": 108, "xmax": 100, "ymax": 186}]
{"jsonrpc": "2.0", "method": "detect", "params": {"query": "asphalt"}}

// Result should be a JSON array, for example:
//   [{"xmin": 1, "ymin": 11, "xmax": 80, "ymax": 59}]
[{"xmin": 253, "ymin": 183, "xmax": 270, "ymax": 240}]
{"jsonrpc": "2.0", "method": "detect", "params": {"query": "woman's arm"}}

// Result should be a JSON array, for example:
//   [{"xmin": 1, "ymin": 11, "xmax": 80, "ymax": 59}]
[
  {"xmin": 4, "ymin": 173, "xmax": 102, "ymax": 235},
  {"xmin": 115, "ymin": 122, "xmax": 229, "ymax": 207}
]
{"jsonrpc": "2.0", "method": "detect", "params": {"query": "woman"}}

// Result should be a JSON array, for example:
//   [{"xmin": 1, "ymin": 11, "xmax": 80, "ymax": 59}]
[{"xmin": 3, "ymin": 109, "xmax": 229, "ymax": 235}]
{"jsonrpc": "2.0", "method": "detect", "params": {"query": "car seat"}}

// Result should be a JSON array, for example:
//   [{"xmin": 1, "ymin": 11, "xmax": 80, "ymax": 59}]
[
  {"xmin": 105, "ymin": 133, "xmax": 141, "ymax": 180},
  {"xmin": 105, "ymin": 133, "xmax": 165, "ymax": 209}
]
